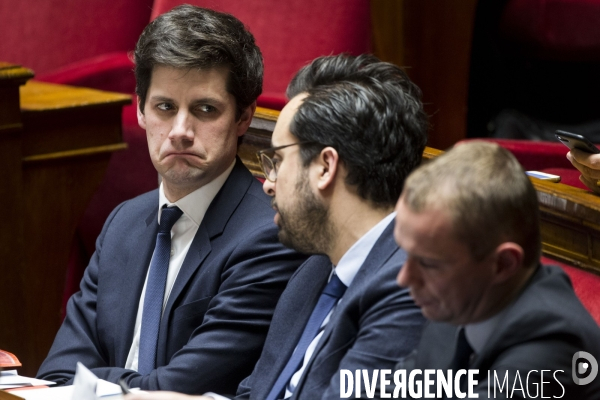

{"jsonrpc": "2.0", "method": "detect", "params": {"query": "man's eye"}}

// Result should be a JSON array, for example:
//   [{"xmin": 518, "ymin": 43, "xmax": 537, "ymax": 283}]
[
  {"xmin": 197, "ymin": 104, "xmax": 216, "ymax": 113},
  {"xmin": 418, "ymin": 258, "xmax": 437, "ymax": 269},
  {"xmin": 157, "ymin": 103, "xmax": 174, "ymax": 111}
]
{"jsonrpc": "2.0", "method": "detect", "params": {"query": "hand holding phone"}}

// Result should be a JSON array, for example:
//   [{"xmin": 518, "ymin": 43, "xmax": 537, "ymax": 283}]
[{"xmin": 559, "ymin": 130, "xmax": 600, "ymax": 193}]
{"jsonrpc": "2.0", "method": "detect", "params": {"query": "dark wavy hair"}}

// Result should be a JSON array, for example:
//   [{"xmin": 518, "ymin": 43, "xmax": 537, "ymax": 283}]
[
  {"xmin": 287, "ymin": 54, "xmax": 429, "ymax": 208},
  {"xmin": 134, "ymin": 4, "xmax": 263, "ymax": 118}
]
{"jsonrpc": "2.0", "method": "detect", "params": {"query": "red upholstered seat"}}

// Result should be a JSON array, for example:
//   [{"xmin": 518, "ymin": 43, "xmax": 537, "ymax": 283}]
[
  {"xmin": 150, "ymin": 0, "xmax": 371, "ymax": 110},
  {"xmin": 541, "ymin": 257, "xmax": 600, "ymax": 326},
  {"xmin": 0, "ymin": 0, "xmax": 153, "ymax": 77},
  {"xmin": 37, "ymin": 0, "xmax": 372, "ymax": 110}
]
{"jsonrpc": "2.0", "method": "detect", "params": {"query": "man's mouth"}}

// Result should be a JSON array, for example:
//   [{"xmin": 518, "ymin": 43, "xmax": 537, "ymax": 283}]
[{"xmin": 164, "ymin": 151, "xmax": 200, "ymax": 158}]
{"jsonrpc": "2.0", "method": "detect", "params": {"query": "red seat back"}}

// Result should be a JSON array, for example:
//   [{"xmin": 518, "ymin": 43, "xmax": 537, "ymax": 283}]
[
  {"xmin": 541, "ymin": 257, "xmax": 600, "ymax": 326},
  {"xmin": 150, "ymin": 0, "xmax": 371, "ymax": 109},
  {"xmin": 0, "ymin": 0, "xmax": 153, "ymax": 75}
]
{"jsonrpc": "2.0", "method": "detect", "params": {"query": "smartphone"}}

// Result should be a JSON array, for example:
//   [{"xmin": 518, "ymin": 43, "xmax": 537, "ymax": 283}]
[
  {"xmin": 555, "ymin": 130, "xmax": 600, "ymax": 154},
  {"xmin": 526, "ymin": 171, "xmax": 561, "ymax": 183}
]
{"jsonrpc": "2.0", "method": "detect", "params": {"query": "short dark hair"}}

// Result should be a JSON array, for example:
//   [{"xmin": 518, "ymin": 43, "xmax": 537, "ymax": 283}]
[
  {"xmin": 287, "ymin": 54, "xmax": 429, "ymax": 208},
  {"xmin": 134, "ymin": 4, "xmax": 263, "ymax": 117}
]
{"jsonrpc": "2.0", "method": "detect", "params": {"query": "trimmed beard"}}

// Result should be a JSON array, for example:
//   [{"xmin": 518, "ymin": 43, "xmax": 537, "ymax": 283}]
[{"xmin": 276, "ymin": 170, "xmax": 334, "ymax": 255}]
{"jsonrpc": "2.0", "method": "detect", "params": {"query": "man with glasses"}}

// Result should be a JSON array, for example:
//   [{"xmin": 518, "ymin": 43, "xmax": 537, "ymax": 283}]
[
  {"xmin": 37, "ymin": 5, "xmax": 306, "ymax": 395},
  {"xmin": 127, "ymin": 53, "xmax": 428, "ymax": 400}
]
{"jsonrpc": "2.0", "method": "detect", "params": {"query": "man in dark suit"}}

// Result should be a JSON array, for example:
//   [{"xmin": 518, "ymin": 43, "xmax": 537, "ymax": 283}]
[
  {"xmin": 127, "ymin": 54, "xmax": 429, "ymax": 400},
  {"xmin": 392, "ymin": 141, "xmax": 600, "ymax": 399},
  {"xmin": 36, "ymin": 5, "xmax": 306, "ymax": 395}
]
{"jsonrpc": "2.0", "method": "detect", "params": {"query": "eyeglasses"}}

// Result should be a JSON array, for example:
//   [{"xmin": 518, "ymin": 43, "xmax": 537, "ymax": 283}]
[{"xmin": 256, "ymin": 142, "xmax": 309, "ymax": 182}]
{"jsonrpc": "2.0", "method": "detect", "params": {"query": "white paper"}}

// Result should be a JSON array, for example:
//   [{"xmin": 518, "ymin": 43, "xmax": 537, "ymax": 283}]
[
  {"xmin": 0, "ymin": 370, "xmax": 56, "ymax": 389},
  {"xmin": 8, "ymin": 385, "xmax": 142, "ymax": 400},
  {"xmin": 95, "ymin": 379, "xmax": 121, "ymax": 397},
  {"xmin": 70, "ymin": 362, "xmax": 98, "ymax": 400},
  {"xmin": 8, "ymin": 385, "xmax": 74, "ymax": 400}
]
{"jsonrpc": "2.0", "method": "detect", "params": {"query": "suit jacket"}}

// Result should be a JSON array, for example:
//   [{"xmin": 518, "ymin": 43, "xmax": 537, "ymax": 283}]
[
  {"xmin": 396, "ymin": 265, "xmax": 600, "ymax": 399},
  {"xmin": 236, "ymin": 221, "xmax": 426, "ymax": 400},
  {"xmin": 37, "ymin": 159, "xmax": 307, "ymax": 395}
]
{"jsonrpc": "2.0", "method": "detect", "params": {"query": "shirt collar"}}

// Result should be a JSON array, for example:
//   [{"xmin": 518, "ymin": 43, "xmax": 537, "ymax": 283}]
[
  {"xmin": 158, "ymin": 160, "xmax": 236, "ymax": 226},
  {"xmin": 334, "ymin": 212, "xmax": 397, "ymax": 287},
  {"xmin": 464, "ymin": 266, "xmax": 540, "ymax": 354},
  {"xmin": 464, "ymin": 297, "xmax": 513, "ymax": 355}
]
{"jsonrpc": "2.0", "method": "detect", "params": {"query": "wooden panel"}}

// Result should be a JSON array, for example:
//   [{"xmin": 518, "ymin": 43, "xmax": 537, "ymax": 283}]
[
  {"xmin": 371, "ymin": 0, "xmax": 478, "ymax": 150},
  {"xmin": 20, "ymin": 156, "xmax": 114, "ymax": 376},
  {"xmin": 0, "ymin": 70, "xmax": 130, "ymax": 377},
  {"xmin": 0, "ymin": 64, "xmax": 32, "ymax": 379},
  {"xmin": 239, "ymin": 107, "xmax": 278, "ymax": 177},
  {"xmin": 370, "ymin": 0, "xmax": 405, "ymax": 67},
  {"xmin": 20, "ymin": 81, "xmax": 130, "ymax": 110},
  {"xmin": 533, "ymin": 180, "xmax": 600, "ymax": 274}
]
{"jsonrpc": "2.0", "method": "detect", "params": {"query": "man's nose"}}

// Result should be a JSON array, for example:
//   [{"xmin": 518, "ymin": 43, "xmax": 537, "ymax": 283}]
[
  {"xmin": 263, "ymin": 178, "xmax": 275, "ymax": 196},
  {"xmin": 168, "ymin": 110, "xmax": 194, "ymax": 142},
  {"xmin": 397, "ymin": 257, "xmax": 417, "ymax": 288}
]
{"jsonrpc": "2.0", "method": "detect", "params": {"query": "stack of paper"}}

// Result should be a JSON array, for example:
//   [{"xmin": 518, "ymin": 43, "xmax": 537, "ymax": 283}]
[{"xmin": 0, "ymin": 371, "xmax": 55, "ymax": 390}]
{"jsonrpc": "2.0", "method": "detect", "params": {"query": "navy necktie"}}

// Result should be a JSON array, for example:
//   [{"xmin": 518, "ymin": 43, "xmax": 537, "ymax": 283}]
[
  {"xmin": 451, "ymin": 328, "xmax": 473, "ymax": 371},
  {"xmin": 138, "ymin": 205, "xmax": 183, "ymax": 375},
  {"xmin": 449, "ymin": 328, "xmax": 473, "ymax": 397},
  {"xmin": 265, "ymin": 273, "xmax": 347, "ymax": 400}
]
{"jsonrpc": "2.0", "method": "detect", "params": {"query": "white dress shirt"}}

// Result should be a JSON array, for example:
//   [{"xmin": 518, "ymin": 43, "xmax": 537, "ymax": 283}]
[{"xmin": 125, "ymin": 161, "xmax": 235, "ymax": 371}]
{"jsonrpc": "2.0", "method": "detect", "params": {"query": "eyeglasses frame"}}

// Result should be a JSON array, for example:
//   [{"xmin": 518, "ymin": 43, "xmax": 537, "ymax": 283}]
[{"xmin": 256, "ymin": 141, "xmax": 315, "ymax": 182}]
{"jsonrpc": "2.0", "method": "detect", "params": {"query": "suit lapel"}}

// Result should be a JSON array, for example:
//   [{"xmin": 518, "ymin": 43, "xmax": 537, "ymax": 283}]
[
  {"xmin": 156, "ymin": 159, "xmax": 253, "ymax": 353},
  {"xmin": 116, "ymin": 202, "xmax": 159, "ymax": 366},
  {"xmin": 259, "ymin": 256, "xmax": 332, "ymax": 398},
  {"xmin": 294, "ymin": 221, "xmax": 399, "ymax": 393}
]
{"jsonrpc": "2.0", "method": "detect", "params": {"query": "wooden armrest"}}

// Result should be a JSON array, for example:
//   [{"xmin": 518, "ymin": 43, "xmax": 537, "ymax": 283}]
[{"xmin": 0, "ymin": 391, "xmax": 22, "ymax": 400}]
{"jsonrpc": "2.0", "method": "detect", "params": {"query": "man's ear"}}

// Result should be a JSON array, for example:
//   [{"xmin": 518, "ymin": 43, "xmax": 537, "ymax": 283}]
[
  {"xmin": 492, "ymin": 242, "xmax": 524, "ymax": 283},
  {"xmin": 314, "ymin": 147, "xmax": 340, "ymax": 191},
  {"xmin": 236, "ymin": 101, "xmax": 256, "ymax": 137},
  {"xmin": 137, "ymin": 98, "xmax": 147, "ymax": 130}
]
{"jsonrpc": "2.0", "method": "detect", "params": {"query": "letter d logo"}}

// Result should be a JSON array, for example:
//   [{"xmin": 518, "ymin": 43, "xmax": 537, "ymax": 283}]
[{"xmin": 572, "ymin": 351, "xmax": 598, "ymax": 385}]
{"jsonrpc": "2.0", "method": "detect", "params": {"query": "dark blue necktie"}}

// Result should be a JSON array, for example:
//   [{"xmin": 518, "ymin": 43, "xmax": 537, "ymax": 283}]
[
  {"xmin": 265, "ymin": 273, "xmax": 347, "ymax": 400},
  {"xmin": 448, "ymin": 328, "xmax": 473, "ymax": 398},
  {"xmin": 451, "ymin": 328, "xmax": 473, "ymax": 371},
  {"xmin": 138, "ymin": 205, "xmax": 183, "ymax": 375}
]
